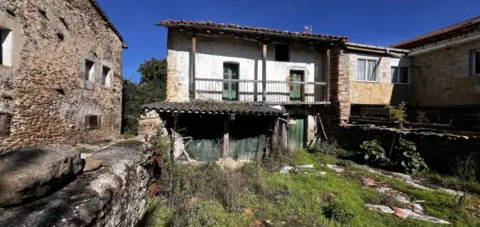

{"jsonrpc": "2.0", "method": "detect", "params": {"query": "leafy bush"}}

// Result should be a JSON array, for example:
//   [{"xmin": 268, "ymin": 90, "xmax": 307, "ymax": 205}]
[
  {"xmin": 386, "ymin": 102, "xmax": 407, "ymax": 127},
  {"xmin": 393, "ymin": 137, "xmax": 429, "ymax": 175},
  {"xmin": 323, "ymin": 200, "xmax": 355, "ymax": 224},
  {"xmin": 310, "ymin": 142, "xmax": 345, "ymax": 156},
  {"xmin": 359, "ymin": 140, "xmax": 390, "ymax": 165}
]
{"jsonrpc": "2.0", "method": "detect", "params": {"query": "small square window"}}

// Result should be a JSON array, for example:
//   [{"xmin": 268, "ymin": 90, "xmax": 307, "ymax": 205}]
[
  {"xmin": 0, "ymin": 113, "xmax": 11, "ymax": 137},
  {"xmin": 102, "ymin": 65, "xmax": 111, "ymax": 86},
  {"xmin": 0, "ymin": 28, "xmax": 13, "ymax": 67},
  {"xmin": 275, "ymin": 44, "xmax": 289, "ymax": 61},
  {"xmin": 84, "ymin": 60, "xmax": 95, "ymax": 81},
  {"xmin": 391, "ymin": 66, "xmax": 410, "ymax": 84},
  {"xmin": 85, "ymin": 115, "xmax": 101, "ymax": 130}
]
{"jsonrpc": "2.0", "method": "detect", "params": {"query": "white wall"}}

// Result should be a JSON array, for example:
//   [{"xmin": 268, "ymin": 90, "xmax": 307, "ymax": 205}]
[{"xmin": 166, "ymin": 30, "xmax": 324, "ymax": 102}]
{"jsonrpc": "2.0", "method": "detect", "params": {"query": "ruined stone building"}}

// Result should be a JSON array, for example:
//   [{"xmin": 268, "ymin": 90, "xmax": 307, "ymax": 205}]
[
  {"xmin": 0, "ymin": 0, "xmax": 126, "ymax": 150},
  {"xmin": 141, "ymin": 17, "xmax": 480, "ymax": 161}
]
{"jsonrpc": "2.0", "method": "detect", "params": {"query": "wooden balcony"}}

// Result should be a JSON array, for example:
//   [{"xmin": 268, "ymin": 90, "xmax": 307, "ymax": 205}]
[{"xmin": 194, "ymin": 78, "xmax": 329, "ymax": 104}]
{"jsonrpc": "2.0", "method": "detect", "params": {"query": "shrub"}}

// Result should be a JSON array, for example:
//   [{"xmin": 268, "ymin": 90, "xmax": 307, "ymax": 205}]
[
  {"xmin": 310, "ymin": 142, "xmax": 345, "ymax": 156},
  {"xmin": 386, "ymin": 102, "xmax": 407, "ymax": 127},
  {"xmin": 323, "ymin": 200, "xmax": 355, "ymax": 224},
  {"xmin": 393, "ymin": 137, "xmax": 429, "ymax": 175},
  {"xmin": 359, "ymin": 140, "xmax": 390, "ymax": 166}
]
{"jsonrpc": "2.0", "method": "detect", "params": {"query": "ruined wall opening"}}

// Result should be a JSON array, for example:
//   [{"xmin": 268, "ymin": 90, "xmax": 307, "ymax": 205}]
[
  {"xmin": 0, "ymin": 113, "xmax": 11, "ymax": 137},
  {"xmin": 84, "ymin": 59, "xmax": 95, "ymax": 81},
  {"xmin": 85, "ymin": 115, "xmax": 101, "ymax": 130},
  {"xmin": 0, "ymin": 27, "xmax": 13, "ymax": 67},
  {"xmin": 102, "ymin": 65, "xmax": 111, "ymax": 87}
]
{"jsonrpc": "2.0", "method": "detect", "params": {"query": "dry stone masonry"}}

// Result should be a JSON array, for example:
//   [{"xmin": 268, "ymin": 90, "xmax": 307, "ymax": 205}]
[{"xmin": 0, "ymin": 0, "xmax": 125, "ymax": 151}]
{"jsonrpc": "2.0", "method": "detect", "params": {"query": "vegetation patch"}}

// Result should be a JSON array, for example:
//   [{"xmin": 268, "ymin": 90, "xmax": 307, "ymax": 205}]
[{"xmin": 141, "ymin": 143, "xmax": 480, "ymax": 226}]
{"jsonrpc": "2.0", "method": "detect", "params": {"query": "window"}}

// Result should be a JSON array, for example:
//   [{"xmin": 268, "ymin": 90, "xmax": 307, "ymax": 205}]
[
  {"xmin": 469, "ymin": 49, "xmax": 480, "ymax": 76},
  {"xmin": 0, "ymin": 113, "xmax": 11, "ymax": 137},
  {"xmin": 223, "ymin": 63, "xmax": 239, "ymax": 101},
  {"xmin": 85, "ymin": 115, "xmax": 101, "ymax": 130},
  {"xmin": 0, "ymin": 28, "xmax": 12, "ymax": 66},
  {"xmin": 289, "ymin": 70, "xmax": 304, "ymax": 101},
  {"xmin": 275, "ymin": 44, "xmax": 289, "ymax": 61},
  {"xmin": 102, "ymin": 65, "xmax": 111, "ymax": 86},
  {"xmin": 391, "ymin": 66, "xmax": 410, "ymax": 84},
  {"xmin": 357, "ymin": 59, "xmax": 378, "ymax": 82},
  {"xmin": 84, "ymin": 60, "xmax": 95, "ymax": 81}
]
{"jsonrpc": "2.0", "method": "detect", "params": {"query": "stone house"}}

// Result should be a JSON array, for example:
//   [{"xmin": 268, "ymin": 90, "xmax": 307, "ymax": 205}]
[
  {"xmin": 392, "ymin": 16, "xmax": 480, "ymax": 129},
  {"xmin": 0, "ymin": 0, "xmax": 126, "ymax": 151},
  {"xmin": 142, "ymin": 20, "xmax": 349, "ymax": 161}
]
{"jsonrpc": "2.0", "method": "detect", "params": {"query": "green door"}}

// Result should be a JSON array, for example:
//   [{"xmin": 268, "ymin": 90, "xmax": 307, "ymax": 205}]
[
  {"xmin": 223, "ymin": 63, "xmax": 239, "ymax": 101},
  {"xmin": 289, "ymin": 70, "xmax": 304, "ymax": 101},
  {"xmin": 288, "ymin": 119, "xmax": 304, "ymax": 150}
]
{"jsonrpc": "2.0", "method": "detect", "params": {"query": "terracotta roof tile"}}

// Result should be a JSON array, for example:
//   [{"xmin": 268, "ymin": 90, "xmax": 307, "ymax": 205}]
[
  {"xmin": 144, "ymin": 101, "xmax": 285, "ymax": 116},
  {"xmin": 157, "ymin": 20, "xmax": 347, "ymax": 42},
  {"xmin": 391, "ymin": 16, "xmax": 480, "ymax": 49}
]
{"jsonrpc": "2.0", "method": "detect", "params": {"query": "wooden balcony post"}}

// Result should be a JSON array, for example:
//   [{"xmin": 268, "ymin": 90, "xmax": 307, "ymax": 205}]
[
  {"xmin": 262, "ymin": 43, "xmax": 267, "ymax": 102},
  {"xmin": 189, "ymin": 34, "xmax": 197, "ymax": 100},
  {"xmin": 325, "ymin": 48, "xmax": 331, "ymax": 102}
]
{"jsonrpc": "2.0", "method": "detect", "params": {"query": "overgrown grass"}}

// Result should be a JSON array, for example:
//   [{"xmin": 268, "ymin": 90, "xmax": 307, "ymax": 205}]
[{"xmin": 143, "ymin": 146, "xmax": 480, "ymax": 227}]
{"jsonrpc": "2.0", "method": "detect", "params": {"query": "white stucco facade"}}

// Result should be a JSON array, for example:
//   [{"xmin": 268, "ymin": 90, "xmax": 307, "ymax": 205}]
[{"xmin": 166, "ymin": 30, "xmax": 325, "ymax": 103}]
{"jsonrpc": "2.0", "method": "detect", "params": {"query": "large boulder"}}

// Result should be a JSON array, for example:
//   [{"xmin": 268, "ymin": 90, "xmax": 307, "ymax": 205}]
[{"xmin": 0, "ymin": 145, "xmax": 84, "ymax": 207}]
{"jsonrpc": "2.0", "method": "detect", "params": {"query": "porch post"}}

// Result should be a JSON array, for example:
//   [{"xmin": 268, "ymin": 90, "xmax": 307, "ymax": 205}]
[
  {"xmin": 325, "ymin": 48, "xmax": 331, "ymax": 102},
  {"xmin": 262, "ymin": 43, "xmax": 267, "ymax": 102},
  {"xmin": 222, "ymin": 116, "xmax": 230, "ymax": 158},
  {"xmin": 189, "ymin": 34, "xmax": 197, "ymax": 100}
]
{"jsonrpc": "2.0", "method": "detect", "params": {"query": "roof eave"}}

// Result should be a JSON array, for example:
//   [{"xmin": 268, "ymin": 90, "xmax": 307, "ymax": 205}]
[{"xmin": 157, "ymin": 21, "xmax": 348, "ymax": 43}]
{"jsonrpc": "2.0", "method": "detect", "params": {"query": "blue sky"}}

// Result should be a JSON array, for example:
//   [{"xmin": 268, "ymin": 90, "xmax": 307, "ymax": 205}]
[{"xmin": 97, "ymin": 0, "xmax": 479, "ymax": 82}]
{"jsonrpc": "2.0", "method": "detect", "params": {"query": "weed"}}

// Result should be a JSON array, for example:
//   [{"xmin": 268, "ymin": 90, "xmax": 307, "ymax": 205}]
[
  {"xmin": 386, "ymin": 102, "xmax": 407, "ymax": 127},
  {"xmin": 393, "ymin": 137, "xmax": 429, "ymax": 175},
  {"xmin": 323, "ymin": 199, "xmax": 355, "ymax": 225},
  {"xmin": 359, "ymin": 140, "xmax": 390, "ymax": 166}
]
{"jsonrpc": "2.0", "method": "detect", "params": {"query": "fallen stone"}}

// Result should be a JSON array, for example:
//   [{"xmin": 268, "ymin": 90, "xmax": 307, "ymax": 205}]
[
  {"xmin": 0, "ymin": 145, "xmax": 84, "ymax": 207},
  {"xmin": 360, "ymin": 176, "xmax": 376, "ymax": 187},
  {"xmin": 366, "ymin": 204, "xmax": 451, "ymax": 225},
  {"xmin": 365, "ymin": 204, "xmax": 395, "ymax": 214},
  {"xmin": 83, "ymin": 158, "xmax": 102, "ymax": 172},
  {"xmin": 0, "ymin": 139, "xmax": 151, "ymax": 227},
  {"xmin": 325, "ymin": 164, "xmax": 345, "ymax": 173},
  {"xmin": 280, "ymin": 166, "xmax": 294, "ymax": 173},
  {"xmin": 295, "ymin": 164, "xmax": 314, "ymax": 169}
]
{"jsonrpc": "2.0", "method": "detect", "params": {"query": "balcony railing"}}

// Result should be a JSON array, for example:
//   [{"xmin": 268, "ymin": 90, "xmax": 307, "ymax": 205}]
[{"xmin": 194, "ymin": 78, "xmax": 328, "ymax": 104}]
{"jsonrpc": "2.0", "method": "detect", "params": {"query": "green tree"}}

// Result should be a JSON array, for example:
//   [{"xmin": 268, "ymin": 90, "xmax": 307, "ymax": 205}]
[
  {"xmin": 138, "ymin": 58, "xmax": 167, "ymax": 84},
  {"xmin": 121, "ymin": 58, "xmax": 167, "ymax": 134}
]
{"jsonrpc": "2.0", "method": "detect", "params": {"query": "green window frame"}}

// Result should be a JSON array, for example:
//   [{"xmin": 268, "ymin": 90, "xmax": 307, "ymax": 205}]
[{"xmin": 223, "ymin": 63, "xmax": 239, "ymax": 101}]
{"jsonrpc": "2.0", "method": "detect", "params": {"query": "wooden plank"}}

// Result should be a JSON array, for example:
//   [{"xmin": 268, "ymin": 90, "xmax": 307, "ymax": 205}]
[
  {"xmin": 325, "ymin": 48, "xmax": 331, "ymax": 102},
  {"xmin": 189, "ymin": 34, "xmax": 197, "ymax": 100},
  {"xmin": 262, "ymin": 43, "xmax": 267, "ymax": 102},
  {"xmin": 223, "ymin": 117, "xmax": 230, "ymax": 158}
]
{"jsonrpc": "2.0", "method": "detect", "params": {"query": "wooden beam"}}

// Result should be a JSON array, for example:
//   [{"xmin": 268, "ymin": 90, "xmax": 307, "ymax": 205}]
[
  {"xmin": 189, "ymin": 34, "xmax": 197, "ymax": 100},
  {"xmin": 262, "ymin": 43, "xmax": 267, "ymax": 102},
  {"xmin": 222, "ymin": 117, "xmax": 230, "ymax": 158},
  {"xmin": 325, "ymin": 48, "xmax": 331, "ymax": 102}
]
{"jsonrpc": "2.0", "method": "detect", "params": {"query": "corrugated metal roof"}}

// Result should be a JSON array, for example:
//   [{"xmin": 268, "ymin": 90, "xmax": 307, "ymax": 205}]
[
  {"xmin": 391, "ymin": 16, "xmax": 480, "ymax": 49},
  {"xmin": 157, "ymin": 20, "xmax": 348, "ymax": 42},
  {"xmin": 144, "ymin": 101, "xmax": 285, "ymax": 116}
]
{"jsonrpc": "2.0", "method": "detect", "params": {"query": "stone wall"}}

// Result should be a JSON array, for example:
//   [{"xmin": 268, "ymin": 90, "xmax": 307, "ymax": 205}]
[
  {"xmin": 339, "ymin": 125, "xmax": 480, "ymax": 177},
  {"xmin": 0, "ymin": 139, "xmax": 152, "ymax": 227},
  {"xmin": 0, "ymin": 0, "xmax": 124, "ymax": 151},
  {"xmin": 329, "ymin": 47, "xmax": 351, "ymax": 126},
  {"xmin": 409, "ymin": 39, "xmax": 480, "ymax": 107}
]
